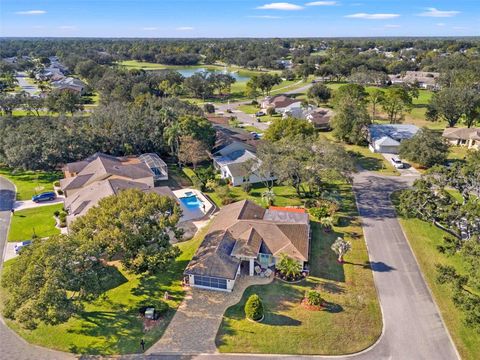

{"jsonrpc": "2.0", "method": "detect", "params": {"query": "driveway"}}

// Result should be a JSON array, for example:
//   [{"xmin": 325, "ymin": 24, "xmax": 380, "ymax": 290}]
[
  {"xmin": 381, "ymin": 153, "xmax": 421, "ymax": 177},
  {"xmin": 14, "ymin": 197, "xmax": 64, "ymax": 211},
  {"xmin": 15, "ymin": 72, "xmax": 39, "ymax": 96},
  {"xmin": 147, "ymin": 275, "xmax": 272, "ymax": 355}
]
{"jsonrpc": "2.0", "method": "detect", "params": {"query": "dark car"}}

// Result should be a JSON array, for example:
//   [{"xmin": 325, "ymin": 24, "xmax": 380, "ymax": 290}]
[
  {"xmin": 14, "ymin": 240, "xmax": 32, "ymax": 254},
  {"xmin": 32, "ymin": 191, "xmax": 56, "ymax": 203}
]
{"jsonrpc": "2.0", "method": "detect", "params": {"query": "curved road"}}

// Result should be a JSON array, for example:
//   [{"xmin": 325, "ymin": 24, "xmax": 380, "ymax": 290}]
[{"xmin": 0, "ymin": 173, "xmax": 459, "ymax": 360}]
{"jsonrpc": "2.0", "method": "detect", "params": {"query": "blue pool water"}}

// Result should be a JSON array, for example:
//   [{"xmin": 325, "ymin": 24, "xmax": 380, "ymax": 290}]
[{"xmin": 180, "ymin": 195, "xmax": 203, "ymax": 210}]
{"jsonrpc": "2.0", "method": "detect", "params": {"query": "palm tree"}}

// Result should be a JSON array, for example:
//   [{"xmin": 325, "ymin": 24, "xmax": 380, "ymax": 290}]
[
  {"xmin": 277, "ymin": 253, "xmax": 302, "ymax": 278},
  {"xmin": 319, "ymin": 216, "xmax": 334, "ymax": 232},
  {"xmin": 164, "ymin": 122, "xmax": 181, "ymax": 159},
  {"xmin": 261, "ymin": 189, "xmax": 275, "ymax": 206},
  {"xmin": 331, "ymin": 237, "xmax": 352, "ymax": 263}
]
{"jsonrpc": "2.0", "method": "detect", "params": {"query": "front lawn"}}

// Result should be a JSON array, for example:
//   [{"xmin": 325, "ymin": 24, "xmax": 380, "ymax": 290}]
[
  {"xmin": 0, "ymin": 166, "xmax": 61, "ymax": 200},
  {"xmin": 216, "ymin": 184, "xmax": 382, "ymax": 355},
  {"xmin": 8, "ymin": 204, "xmax": 63, "ymax": 242},
  {"xmin": 3, "ymin": 228, "xmax": 205, "ymax": 355},
  {"xmin": 392, "ymin": 197, "xmax": 479, "ymax": 360}
]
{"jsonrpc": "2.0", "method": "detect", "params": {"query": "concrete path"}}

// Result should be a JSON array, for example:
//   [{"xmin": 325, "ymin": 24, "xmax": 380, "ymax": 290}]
[
  {"xmin": 147, "ymin": 275, "xmax": 272, "ymax": 355},
  {"xmin": 0, "ymin": 176, "xmax": 74, "ymax": 360},
  {"xmin": 15, "ymin": 72, "xmax": 39, "ymax": 96}
]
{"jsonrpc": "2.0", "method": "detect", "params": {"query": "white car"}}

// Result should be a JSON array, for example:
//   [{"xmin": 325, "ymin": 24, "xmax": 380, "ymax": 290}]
[{"xmin": 391, "ymin": 157, "xmax": 404, "ymax": 169}]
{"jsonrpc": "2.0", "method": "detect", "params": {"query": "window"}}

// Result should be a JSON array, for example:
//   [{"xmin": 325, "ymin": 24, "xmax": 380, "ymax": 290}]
[{"xmin": 194, "ymin": 275, "xmax": 228, "ymax": 289}]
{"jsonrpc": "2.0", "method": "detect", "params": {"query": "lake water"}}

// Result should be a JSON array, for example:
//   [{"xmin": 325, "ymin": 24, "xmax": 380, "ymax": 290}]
[{"xmin": 156, "ymin": 67, "xmax": 250, "ymax": 82}]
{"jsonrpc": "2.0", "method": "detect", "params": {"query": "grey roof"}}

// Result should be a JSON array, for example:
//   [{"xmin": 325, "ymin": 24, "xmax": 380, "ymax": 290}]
[
  {"xmin": 213, "ymin": 126, "xmax": 259, "ymax": 153},
  {"xmin": 443, "ymin": 127, "xmax": 480, "ymax": 141},
  {"xmin": 184, "ymin": 200, "xmax": 310, "ymax": 280},
  {"xmin": 374, "ymin": 136, "xmax": 400, "ymax": 147},
  {"xmin": 369, "ymin": 124, "xmax": 419, "ymax": 143}
]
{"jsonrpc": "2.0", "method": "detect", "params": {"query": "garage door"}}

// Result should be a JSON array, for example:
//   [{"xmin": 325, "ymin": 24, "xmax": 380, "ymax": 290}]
[{"xmin": 194, "ymin": 275, "xmax": 228, "ymax": 290}]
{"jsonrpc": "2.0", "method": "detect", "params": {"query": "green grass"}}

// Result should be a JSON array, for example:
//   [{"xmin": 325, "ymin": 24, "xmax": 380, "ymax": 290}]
[
  {"xmin": 392, "ymin": 197, "xmax": 479, "ymax": 360},
  {"xmin": 0, "ymin": 166, "xmax": 61, "ymax": 200},
  {"xmin": 4, "ymin": 229, "xmax": 206, "ymax": 355},
  {"xmin": 346, "ymin": 144, "xmax": 399, "ymax": 176},
  {"xmin": 208, "ymin": 182, "xmax": 305, "ymax": 209},
  {"xmin": 216, "ymin": 183, "xmax": 382, "ymax": 354},
  {"xmin": 447, "ymin": 146, "xmax": 472, "ymax": 161},
  {"xmin": 8, "ymin": 204, "xmax": 63, "ymax": 242}
]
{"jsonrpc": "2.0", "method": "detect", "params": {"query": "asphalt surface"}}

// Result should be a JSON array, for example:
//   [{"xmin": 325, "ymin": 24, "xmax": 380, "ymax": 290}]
[
  {"xmin": 15, "ymin": 72, "xmax": 39, "ymax": 96},
  {"xmin": 0, "ymin": 173, "xmax": 459, "ymax": 360}
]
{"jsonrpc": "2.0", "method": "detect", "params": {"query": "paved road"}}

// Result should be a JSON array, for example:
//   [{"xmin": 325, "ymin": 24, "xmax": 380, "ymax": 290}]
[
  {"xmin": 15, "ymin": 72, "xmax": 39, "ymax": 96},
  {"xmin": 0, "ymin": 173, "xmax": 459, "ymax": 360}
]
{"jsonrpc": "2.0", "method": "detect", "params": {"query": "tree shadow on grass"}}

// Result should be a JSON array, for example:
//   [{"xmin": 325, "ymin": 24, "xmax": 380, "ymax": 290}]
[
  {"xmin": 263, "ymin": 312, "xmax": 302, "ymax": 326},
  {"xmin": 322, "ymin": 301, "xmax": 344, "ymax": 313}
]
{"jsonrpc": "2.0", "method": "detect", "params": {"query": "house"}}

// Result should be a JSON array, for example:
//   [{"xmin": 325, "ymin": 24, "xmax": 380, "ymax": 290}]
[
  {"xmin": 35, "ymin": 67, "xmax": 65, "ymax": 81},
  {"xmin": 212, "ymin": 141, "xmax": 275, "ymax": 186},
  {"xmin": 442, "ymin": 128, "xmax": 480, "ymax": 150},
  {"xmin": 261, "ymin": 94, "xmax": 300, "ymax": 112},
  {"xmin": 368, "ymin": 124, "xmax": 419, "ymax": 154},
  {"xmin": 388, "ymin": 71, "xmax": 440, "ymax": 90},
  {"xmin": 51, "ymin": 77, "xmax": 86, "ymax": 94},
  {"xmin": 306, "ymin": 108, "xmax": 333, "ymax": 130},
  {"xmin": 184, "ymin": 200, "xmax": 310, "ymax": 291},
  {"xmin": 60, "ymin": 153, "xmax": 169, "ymax": 222},
  {"xmin": 281, "ymin": 102, "xmax": 310, "ymax": 119}
]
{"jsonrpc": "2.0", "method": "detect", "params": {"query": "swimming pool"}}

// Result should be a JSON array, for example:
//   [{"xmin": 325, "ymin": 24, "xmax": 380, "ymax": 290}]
[{"xmin": 179, "ymin": 194, "xmax": 204, "ymax": 210}]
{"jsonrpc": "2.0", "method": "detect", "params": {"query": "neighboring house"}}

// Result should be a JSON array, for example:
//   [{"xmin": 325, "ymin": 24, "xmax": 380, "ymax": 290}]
[
  {"xmin": 60, "ymin": 152, "xmax": 169, "ymax": 222},
  {"xmin": 51, "ymin": 77, "xmax": 87, "ymax": 94},
  {"xmin": 306, "ymin": 108, "xmax": 333, "ymax": 130},
  {"xmin": 184, "ymin": 200, "xmax": 310, "ymax": 292},
  {"xmin": 388, "ymin": 71, "xmax": 440, "ymax": 90},
  {"xmin": 261, "ymin": 94, "xmax": 300, "ymax": 112},
  {"xmin": 281, "ymin": 102, "xmax": 310, "ymax": 119},
  {"xmin": 213, "ymin": 125, "xmax": 260, "ymax": 153},
  {"xmin": 35, "ymin": 68, "xmax": 65, "ymax": 81},
  {"xmin": 212, "ymin": 141, "xmax": 275, "ymax": 186},
  {"xmin": 368, "ymin": 124, "xmax": 419, "ymax": 154},
  {"xmin": 442, "ymin": 128, "xmax": 480, "ymax": 150}
]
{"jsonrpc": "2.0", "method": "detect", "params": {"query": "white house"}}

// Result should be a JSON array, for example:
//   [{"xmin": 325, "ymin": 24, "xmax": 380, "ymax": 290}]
[
  {"xmin": 368, "ymin": 124, "xmax": 419, "ymax": 154},
  {"xmin": 212, "ymin": 141, "xmax": 275, "ymax": 186},
  {"xmin": 442, "ymin": 128, "xmax": 480, "ymax": 150}
]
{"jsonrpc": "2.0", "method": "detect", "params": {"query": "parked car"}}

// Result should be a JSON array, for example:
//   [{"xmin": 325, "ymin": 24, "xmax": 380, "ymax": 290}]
[
  {"xmin": 32, "ymin": 191, "xmax": 56, "ymax": 203},
  {"xmin": 255, "ymin": 111, "xmax": 265, "ymax": 116},
  {"xmin": 391, "ymin": 157, "xmax": 404, "ymax": 169},
  {"xmin": 14, "ymin": 240, "xmax": 32, "ymax": 254},
  {"xmin": 250, "ymin": 131, "xmax": 259, "ymax": 139}
]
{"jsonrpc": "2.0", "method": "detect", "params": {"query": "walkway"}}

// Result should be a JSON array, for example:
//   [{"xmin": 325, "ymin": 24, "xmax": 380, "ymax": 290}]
[{"xmin": 147, "ymin": 275, "xmax": 272, "ymax": 355}]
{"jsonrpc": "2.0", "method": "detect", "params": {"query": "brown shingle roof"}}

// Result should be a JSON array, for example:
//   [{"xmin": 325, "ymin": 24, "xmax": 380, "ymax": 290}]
[
  {"xmin": 184, "ymin": 200, "xmax": 310, "ymax": 279},
  {"xmin": 443, "ymin": 127, "xmax": 480, "ymax": 141}
]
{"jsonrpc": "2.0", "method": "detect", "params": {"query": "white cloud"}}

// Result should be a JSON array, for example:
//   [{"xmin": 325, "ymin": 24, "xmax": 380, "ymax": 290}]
[
  {"xmin": 15, "ymin": 10, "xmax": 46, "ymax": 15},
  {"xmin": 257, "ymin": 3, "xmax": 304, "ymax": 10},
  {"xmin": 345, "ymin": 13, "xmax": 399, "ymax": 20},
  {"xmin": 176, "ymin": 26, "xmax": 194, "ymax": 31},
  {"xmin": 248, "ymin": 15, "xmax": 282, "ymax": 19},
  {"xmin": 436, "ymin": 23, "xmax": 446, "ymax": 27},
  {"xmin": 305, "ymin": 1, "xmax": 337, "ymax": 6},
  {"xmin": 385, "ymin": 24, "xmax": 400, "ymax": 28},
  {"xmin": 418, "ymin": 8, "xmax": 459, "ymax": 18},
  {"xmin": 142, "ymin": 27, "xmax": 158, "ymax": 31}
]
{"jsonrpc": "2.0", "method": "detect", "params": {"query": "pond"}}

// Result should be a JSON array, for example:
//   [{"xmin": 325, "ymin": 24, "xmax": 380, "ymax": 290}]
[{"xmin": 155, "ymin": 67, "xmax": 250, "ymax": 82}]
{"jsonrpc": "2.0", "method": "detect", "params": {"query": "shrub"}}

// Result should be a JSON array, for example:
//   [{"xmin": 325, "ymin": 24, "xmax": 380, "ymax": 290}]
[
  {"xmin": 53, "ymin": 181, "xmax": 60, "ymax": 187},
  {"xmin": 216, "ymin": 185, "xmax": 234, "ymax": 205},
  {"xmin": 53, "ymin": 210, "xmax": 60, "ymax": 217},
  {"xmin": 205, "ymin": 179, "xmax": 218, "ymax": 192},
  {"xmin": 58, "ymin": 212, "xmax": 67, "ymax": 222},
  {"xmin": 245, "ymin": 294, "xmax": 263, "ymax": 321},
  {"xmin": 306, "ymin": 290, "xmax": 324, "ymax": 306},
  {"xmin": 251, "ymin": 99, "xmax": 259, "ymax": 106},
  {"xmin": 56, "ymin": 189, "xmax": 64, "ymax": 195},
  {"xmin": 241, "ymin": 182, "xmax": 252, "ymax": 193},
  {"xmin": 309, "ymin": 206, "xmax": 329, "ymax": 219},
  {"xmin": 266, "ymin": 106, "xmax": 276, "ymax": 116},
  {"xmin": 203, "ymin": 103, "xmax": 215, "ymax": 114}
]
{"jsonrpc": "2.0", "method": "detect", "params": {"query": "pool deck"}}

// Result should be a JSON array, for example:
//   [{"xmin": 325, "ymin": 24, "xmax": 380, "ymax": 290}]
[{"xmin": 173, "ymin": 188, "xmax": 214, "ymax": 222}]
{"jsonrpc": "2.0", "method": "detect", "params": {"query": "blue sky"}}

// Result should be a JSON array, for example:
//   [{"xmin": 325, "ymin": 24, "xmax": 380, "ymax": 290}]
[{"xmin": 0, "ymin": 1, "xmax": 478, "ymax": 37}]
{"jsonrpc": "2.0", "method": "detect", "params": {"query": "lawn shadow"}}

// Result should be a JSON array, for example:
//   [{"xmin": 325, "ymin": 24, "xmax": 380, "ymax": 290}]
[
  {"xmin": 264, "ymin": 312, "xmax": 302, "ymax": 326},
  {"xmin": 322, "ymin": 301, "xmax": 344, "ymax": 313},
  {"xmin": 319, "ymin": 281, "xmax": 345, "ymax": 295}
]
